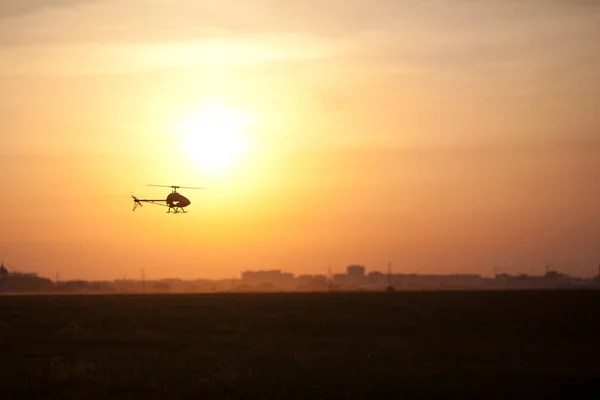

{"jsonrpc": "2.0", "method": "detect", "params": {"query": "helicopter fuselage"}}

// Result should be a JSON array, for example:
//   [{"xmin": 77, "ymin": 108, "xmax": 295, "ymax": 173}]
[{"xmin": 166, "ymin": 192, "xmax": 191, "ymax": 209}]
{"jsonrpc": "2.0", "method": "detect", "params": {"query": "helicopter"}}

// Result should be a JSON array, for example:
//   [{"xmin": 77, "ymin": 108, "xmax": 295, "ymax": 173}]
[{"xmin": 131, "ymin": 184, "xmax": 205, "ymax": 214}]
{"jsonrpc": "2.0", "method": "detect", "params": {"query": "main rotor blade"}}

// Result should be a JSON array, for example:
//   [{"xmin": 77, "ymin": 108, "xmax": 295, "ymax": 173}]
[
  {"xmin": 146, "ymin": 184, "xmax": 206, "ymax": 190},
  {"xmin": 176, "ymin": 186, "xmax": 206, "ymax": 190}
]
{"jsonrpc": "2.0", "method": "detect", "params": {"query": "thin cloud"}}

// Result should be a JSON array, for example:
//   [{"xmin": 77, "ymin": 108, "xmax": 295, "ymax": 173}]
[{"xmin": 0, "ymin": 0, "xmax": 104, "ymax": 19}]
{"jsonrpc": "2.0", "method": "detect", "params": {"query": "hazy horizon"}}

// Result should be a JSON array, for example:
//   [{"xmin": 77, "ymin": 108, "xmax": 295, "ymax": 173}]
[{"xmin": 1, "ymin": 1, "xmax": 599, "ymax": 281}]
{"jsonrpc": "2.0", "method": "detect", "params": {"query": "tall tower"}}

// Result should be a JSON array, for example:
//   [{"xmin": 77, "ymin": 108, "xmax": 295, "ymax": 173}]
[
  {"xmin": 386, "ymin": 261, "xmax": 395, "ymax": 292},
  {"xmin": 141, "ymin": 269, "xmax": 146, "ymax": 293},
  {"xmin": 0, "ymin": 260, "xmax": 6, "ymax": 292}
]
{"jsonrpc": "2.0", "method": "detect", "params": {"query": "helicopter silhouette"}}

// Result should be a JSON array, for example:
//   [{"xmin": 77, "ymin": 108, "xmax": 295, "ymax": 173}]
[{"xmin": 132, "ymin": 184, "xmax": 205, "ymax": 214}]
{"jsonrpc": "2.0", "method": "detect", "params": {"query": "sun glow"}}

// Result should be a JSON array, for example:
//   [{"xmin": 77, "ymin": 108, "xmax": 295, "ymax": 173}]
[{"xmin": 179, "ymin": 103, "xmax": 249, "ymax": 172}]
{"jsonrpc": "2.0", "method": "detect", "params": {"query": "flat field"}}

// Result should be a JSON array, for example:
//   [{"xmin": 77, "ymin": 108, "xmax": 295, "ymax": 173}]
[{"xmin": 1, "ymin": 291, "xmax": 599, "ymax": 399}]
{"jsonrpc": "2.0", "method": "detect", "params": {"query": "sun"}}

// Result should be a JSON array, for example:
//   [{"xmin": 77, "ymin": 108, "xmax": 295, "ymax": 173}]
[{"xmin": 179, "ymin": 104, "xmax": 248, "ymax": 172}]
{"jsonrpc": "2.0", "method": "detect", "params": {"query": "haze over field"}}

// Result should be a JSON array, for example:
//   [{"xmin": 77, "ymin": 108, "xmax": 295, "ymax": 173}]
[{"xmin": 1, "ymin": 1, "xmax": 599, "ymax": 280}]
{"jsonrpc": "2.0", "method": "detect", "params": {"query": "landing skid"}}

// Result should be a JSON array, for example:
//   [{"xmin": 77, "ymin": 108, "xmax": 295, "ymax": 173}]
[{"xmin": 167, "ymin": 207, "xmax": 187, "ymax": 214}]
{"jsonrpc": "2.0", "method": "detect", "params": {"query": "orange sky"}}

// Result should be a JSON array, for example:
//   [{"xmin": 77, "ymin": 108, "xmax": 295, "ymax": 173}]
[{"xmin": 1, "ymin": 1, "xmax": 599, "ymax": 280}]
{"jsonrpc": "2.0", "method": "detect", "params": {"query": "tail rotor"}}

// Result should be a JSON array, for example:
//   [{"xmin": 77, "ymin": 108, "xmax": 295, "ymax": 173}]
[{"xmin": 132, "ymin": 195, "xmax": 143, "ymax": 211}]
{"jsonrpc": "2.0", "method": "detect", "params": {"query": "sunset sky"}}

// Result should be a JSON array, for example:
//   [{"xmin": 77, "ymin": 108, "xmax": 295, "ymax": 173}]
[{"xmin": 1, "ymin": 0, "xmax": 598, "ymax": 280}]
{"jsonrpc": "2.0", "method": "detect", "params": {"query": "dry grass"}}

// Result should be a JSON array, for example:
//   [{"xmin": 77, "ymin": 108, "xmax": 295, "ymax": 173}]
[{"xmin": 0, "ymin": 291, "xmax": 599, "ymax": 398}]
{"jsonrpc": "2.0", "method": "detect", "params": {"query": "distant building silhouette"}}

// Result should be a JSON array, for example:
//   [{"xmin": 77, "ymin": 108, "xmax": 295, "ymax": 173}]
[
  {"xmin": 347, "ymin": 265, "xmax": 365, "ymax": 279},
  {"xmin": 368, "ymin": 271, "xmax": 385, "ymax": 284},
  {"xmin": 296, "ymin": 274, "xmax": 314, "ymax": 287},
  {"xmin": 0, "ymin": 261, "xmax": 7, "ymax": 279},
  {"xmin": 0, "ymin": 258, "xmax": 598, "ymax": 293},
  {"xmin": 241, "ymin": 270, "xmax": 295, "ymax": 289},
  {"xmin": 152, "ymin": 282, "xmax": 170, "ymax": 293},
  {"xmin": 60, "ymin": 280, "xmax": 89, "ymax": 292},
  {"xmin": 1, "ymin": 271, "xmax": 54, "ymax": 292}
]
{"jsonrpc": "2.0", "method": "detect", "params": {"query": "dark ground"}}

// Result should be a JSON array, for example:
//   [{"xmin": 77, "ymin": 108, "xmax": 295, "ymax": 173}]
[{"xmin": 0, "ymin": 291, "xmax": 599, "ymax": 399}]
